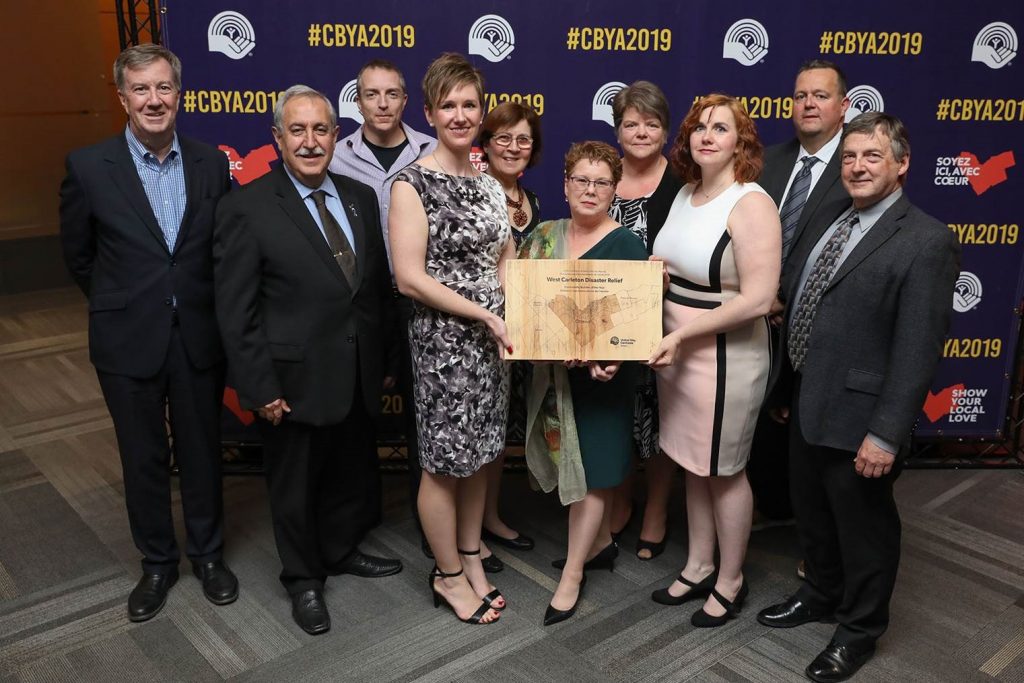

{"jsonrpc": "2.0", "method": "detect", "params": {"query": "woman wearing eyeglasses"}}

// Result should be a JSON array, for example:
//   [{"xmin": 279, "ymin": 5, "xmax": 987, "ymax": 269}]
[
  {"xmin": 471, "ymin": 103, "xmax": 544, "ymax": 567},
  {"xmin": 606, "ymin": 81, "xmax": 682, "ymax": 561},
  {"xmin": 519, "ymin": 141, "xmax": 648, "ymax": 625}
]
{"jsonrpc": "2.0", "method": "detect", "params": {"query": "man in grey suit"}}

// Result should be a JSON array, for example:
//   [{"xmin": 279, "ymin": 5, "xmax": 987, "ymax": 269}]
[
  {"xmin": 758, "ymin": 112, "xmax": 960, "ymax": 682},
  {"xmin": 749, "ymin": 60, "xmax": 851, "ymax": 527}
]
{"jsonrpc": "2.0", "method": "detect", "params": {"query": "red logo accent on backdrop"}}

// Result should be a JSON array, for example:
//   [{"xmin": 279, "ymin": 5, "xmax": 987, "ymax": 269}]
[
  {"xmin": 922, "ymin": 383, "xmax": 965, "ymax": 422},
  {"xmin": 957, "ymin": 150, "xmax": 1015, "ymax": 196},
  {"xmin": 222, "ymin": 387, "xmax": 256, "ymax": 425},
  {"xmin": 220, "ymin": 144, "xmax": 278, "ymax": 185}
]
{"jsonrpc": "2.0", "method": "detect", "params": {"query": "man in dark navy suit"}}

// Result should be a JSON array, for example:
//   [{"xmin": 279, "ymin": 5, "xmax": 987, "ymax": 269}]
[
  {"xmin": 749, "ymin": 60, "xmax": 852, "ymax": 528},
  {"xmin": 60, "ymin": 44, "xmax": 237, "ymax": 622}
]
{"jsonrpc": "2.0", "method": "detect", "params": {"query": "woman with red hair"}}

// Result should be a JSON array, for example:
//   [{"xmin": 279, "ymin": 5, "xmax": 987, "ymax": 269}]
[{"xmin": 647, "ymin": 94, "xmax": 781, "ymax": 627}]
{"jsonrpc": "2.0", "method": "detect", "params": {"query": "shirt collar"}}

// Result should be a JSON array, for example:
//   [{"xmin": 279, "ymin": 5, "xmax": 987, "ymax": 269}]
[
  {"xmin": 125, "ymin": 125, "xmax": 180, "ymax": 163},
  {"xmin": 799, "ymin": 127, "xmax": 843, "ymax": 165},
  {"xmin": 850, "ymin": 187, "xmax": 903, "ymax": 233},
  {"xmin": 282, "ymin": 163, "xmax": 338, "ymax": 200}
]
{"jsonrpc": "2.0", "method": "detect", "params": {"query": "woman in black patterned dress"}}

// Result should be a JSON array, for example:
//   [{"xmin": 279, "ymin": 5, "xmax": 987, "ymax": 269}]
[
  {"xmin": 477, "ymin": 102, "xmax": 544, "ymax": 560},
  {"xmin": 390, "ymin": 54, "xmax": 514, "ymax": 625},
  {"xmin": 607, "ymin": 81, "xmax": 682, "ymax": 560}
]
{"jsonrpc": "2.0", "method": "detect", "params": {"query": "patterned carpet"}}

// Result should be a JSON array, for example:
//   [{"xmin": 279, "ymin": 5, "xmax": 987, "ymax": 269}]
[{"xmin": 1, "ymin": 288, "xmax": 1022, "ymax": 682}]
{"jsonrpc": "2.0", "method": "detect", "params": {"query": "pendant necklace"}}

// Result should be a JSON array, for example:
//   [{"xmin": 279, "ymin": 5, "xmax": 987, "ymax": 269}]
[{"xmin": 505, "ymin": 183, "xmax": 528, "ymax": 228}]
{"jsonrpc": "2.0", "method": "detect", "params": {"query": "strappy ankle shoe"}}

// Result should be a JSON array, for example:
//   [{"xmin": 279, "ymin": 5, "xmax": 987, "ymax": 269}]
[
  {"xmin": 651, "ymin": 569, "xmax": 717, "ymax": 605},
  {"xmin": 458, "ymin": 548, "xmax": 505, "ymax": 610},
  {"xmin": 691, "ymin": 580, "xmax": 748, "ymax": 627},
  {"xmin": 429, "ymin": 566, "xmax": 499, "ymax": 625}
]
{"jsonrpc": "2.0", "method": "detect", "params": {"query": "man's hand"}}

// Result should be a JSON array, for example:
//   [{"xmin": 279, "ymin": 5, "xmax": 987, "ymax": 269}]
[
  {"xmin": 854, "ymin": 437, "xmax": 895, "ymax": 478},
  {"xmin": 259, "ymin": 397, "xmax": 291, "ymax": 425},
  {"xmin": 768, "ymin": 406, "xmax": 790, "ymax": 424}
]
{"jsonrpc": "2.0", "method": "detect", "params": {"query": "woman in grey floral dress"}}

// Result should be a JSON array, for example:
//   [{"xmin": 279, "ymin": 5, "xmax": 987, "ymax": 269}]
[{"xmin": 390, "ymin": 53, "xmax": 513, "ymax": 625}]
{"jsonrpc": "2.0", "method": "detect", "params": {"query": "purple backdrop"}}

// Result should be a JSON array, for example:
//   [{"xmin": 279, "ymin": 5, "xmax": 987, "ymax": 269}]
[{"xmin": 164, "ymin": 0, "xmax": 1024, "ymax": 440}]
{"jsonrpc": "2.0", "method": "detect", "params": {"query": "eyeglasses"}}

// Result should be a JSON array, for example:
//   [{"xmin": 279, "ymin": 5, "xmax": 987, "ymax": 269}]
[
  {"xmin": 491, "ymin": 133, "xmax": 533, "ymax": 149},
  {"xmin": 567, "ymin": 175, "xmax": 615, "ymax": 192}
]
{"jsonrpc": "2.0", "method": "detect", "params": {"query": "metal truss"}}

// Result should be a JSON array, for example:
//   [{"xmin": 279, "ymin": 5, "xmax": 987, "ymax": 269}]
[{"xmin": 115, "ymin": 0, "xmax": 163, "ymax": 49}]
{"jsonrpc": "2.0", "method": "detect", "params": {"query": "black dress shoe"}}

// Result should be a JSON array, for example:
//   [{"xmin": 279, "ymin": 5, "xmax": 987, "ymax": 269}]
[
  {"xmin": 551, "ymin": 543, "xmax": 618, "ymax": 571},
  {"xmin": 291, "ymin": 589, "xmax": 330, "ymax": 635},
  {"xmin": 481, "ymin": 553, "xmax": 504, "ymax": 573},
  {"xmin": 335, "ymin": 550, "xmax": 403, "ymax": 578},
  {"xmin": 192, "ymin": 560, "xmax": 239, "ymax": 605},
  {"xmin": 543, "ymin": 575, "xmax": 587, "ymax": 626},
  {"xmin": 651, "ymin": 569, "xmax": 717, "ymax": 605},
  {"xmin": 757, "ymin": 595, "xmax": 835, "ymax": 628},
  {"xmin": 805, "ymin": 641, "xmax": 875, "ymax": 682},
  {"xmin": 482, "ymin": 527, "xmax": 535, "ymax": 551},
  {"xmin": 691, "ymin": 580, "xmax": 748, "ymax": 628},
  {"xmin": 128, "ymin": 569, "xmax": 179, "ymax": 622}
]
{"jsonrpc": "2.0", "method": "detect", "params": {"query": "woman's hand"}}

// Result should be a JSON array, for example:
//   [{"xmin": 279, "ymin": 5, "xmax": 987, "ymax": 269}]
[
  {"xmin": 647, "ymin": 332, "xmax": 681, "ymax": 369},
  {"xmin": 649, "ymin": 255, "xmax": 669, "ymax": 294},
  {"xmin": 484, "ymin": 313, "xmax": 513, "ymax": 359},
  {"xmin": 588, "ymin": 361, "xmax": 621, "ymax": 382}
]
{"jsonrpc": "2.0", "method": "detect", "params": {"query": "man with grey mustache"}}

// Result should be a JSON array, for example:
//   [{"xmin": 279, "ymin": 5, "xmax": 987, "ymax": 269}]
[{"xmin": 214, "ymin": 85, "xmax": 400, "ymax": 635}]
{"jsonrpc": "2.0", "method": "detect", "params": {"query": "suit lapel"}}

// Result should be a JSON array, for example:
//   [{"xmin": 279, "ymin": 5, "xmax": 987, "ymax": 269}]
[
  {"xmin": 105, "ymin": 137, "xmax": 169, "ymax": 253},
  {"xmin": 333, "ymin": 174, "xmax": 365, "ymax": 292},
  {"xmin": 273, "ymin": 166, "xmax": 352, "ymax": 292},
  {"xmin": 796, "ymin": 152, "xmax": 842, "ymax": 238},
  {"xmin": 173, "ymin": 137, "xmax": 202, "ymax": 255},
  {"xmin": 827, "ymin": 195, "xmax": 909, "ymax": 291},
  {"xmin": 762, "ymin": 140, "xmax": 800, "ymax": 204}
]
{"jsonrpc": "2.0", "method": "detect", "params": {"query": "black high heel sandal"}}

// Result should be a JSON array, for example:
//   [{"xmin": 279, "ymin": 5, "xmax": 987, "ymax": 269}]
[
  {"xmin": 458, "ymin": 548, "xmax": 505, "ymax": 610},
  {"xmin": 551, "ymin": 543, "xmax": 618, "ymax": 572},
  {"xmin": 651, "ymin": 569, "xmax": 717, "ymax": 605},
  {"xmin": 429, "ymin": 566, "xmax": 500, "ymax": 625},
  {"xmin": 691, "ymin": 580, "xmax": 748, "ymax": 628}
]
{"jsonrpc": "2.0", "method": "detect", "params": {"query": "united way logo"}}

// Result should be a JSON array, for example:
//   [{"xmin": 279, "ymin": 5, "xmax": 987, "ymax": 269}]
[
  {"xmin": 208, "ymin": 11, "xmax": 255, "ymax": 60},
  {"xmin": 953, "ymin": 272, "xmax": 983, "ymax": 313},
  {"xmin": 722, "ymin": 19, "xmax": 769, "ymax": 66},
  {"xmin": 592, "ymin": 81, "xmax": 626, "ymax": 127},
  {"xmin": 468, "ymin": 15, "xmax": 515, "ymax": 62},
  {"xmin": 972, "ymin": 21, "xmax": 1017, "ymax": 69},
  {"xmin": 844, "ymin": 85, "xmax": 885, "ymax": 122},
  {"xmin": 337, "ymin": 79, "xmax": 362, "ymax": 124}
]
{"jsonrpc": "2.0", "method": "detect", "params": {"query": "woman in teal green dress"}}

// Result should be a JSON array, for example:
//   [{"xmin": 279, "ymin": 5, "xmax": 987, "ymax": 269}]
[{"xmin": 519, "ymin": 141, "xmax": 649, "ymax": 625}]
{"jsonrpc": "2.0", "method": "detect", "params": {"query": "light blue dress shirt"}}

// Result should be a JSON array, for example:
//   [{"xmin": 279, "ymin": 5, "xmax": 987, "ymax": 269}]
[{"xmin": 125, "ymin": 126, "xmax": 186, "ymax": 250}]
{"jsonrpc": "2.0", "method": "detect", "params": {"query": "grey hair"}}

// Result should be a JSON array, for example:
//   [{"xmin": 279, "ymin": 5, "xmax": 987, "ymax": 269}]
[
  {"xmin": 273, "ymin": 85, "xmax": 338, "ymax": 130},
  {"xmin": 843, "ymin": 111, "xmax": 910, "ymax": 162},
  {"xmin": 114, "ymin": 44, "xmax": 182, "ymax": 92}
]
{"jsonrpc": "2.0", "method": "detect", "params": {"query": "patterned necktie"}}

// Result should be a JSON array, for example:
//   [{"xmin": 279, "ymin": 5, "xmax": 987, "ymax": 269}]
[
  {"xmin": 779, "ymin": 155, "xmax": 820, "ymax": 263},
  {"xmin": 787, "ymin": 210, "xmax": 859, "ymax": 370},
  {"xmin": 310, "ymin": 190, "xmax": 358, "ymax": 286}
]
